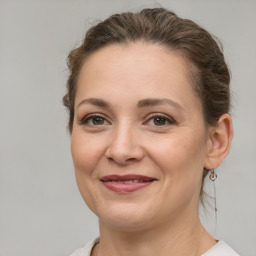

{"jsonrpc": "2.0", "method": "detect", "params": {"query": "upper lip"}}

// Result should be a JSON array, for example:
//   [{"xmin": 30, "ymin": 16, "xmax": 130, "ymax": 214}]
[{"xmin": 100, "ymin": 174, "xmax": 157, "ymax": 182}]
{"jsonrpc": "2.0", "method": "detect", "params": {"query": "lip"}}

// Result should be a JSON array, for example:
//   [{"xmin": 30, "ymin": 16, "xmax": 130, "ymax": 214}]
[{"xmin": 100, "ymin": 174, "xmax": 157, "ymax": 193}]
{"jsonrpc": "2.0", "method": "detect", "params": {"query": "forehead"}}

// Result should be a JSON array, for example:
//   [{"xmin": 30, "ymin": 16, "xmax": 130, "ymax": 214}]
[
  {"xmin": 76, "ymin": 42, "xmax": 201, "ymax": 112},
  {"xmin": 79, "ymin": 42, "xmax": 190, "ymax": 83}
]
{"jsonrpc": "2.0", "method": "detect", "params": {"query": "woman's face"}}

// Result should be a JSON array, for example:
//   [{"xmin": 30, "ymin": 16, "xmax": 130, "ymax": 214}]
[{"xmin": 71, "ymin": 42, "xmax": 211, "ymax": 230}]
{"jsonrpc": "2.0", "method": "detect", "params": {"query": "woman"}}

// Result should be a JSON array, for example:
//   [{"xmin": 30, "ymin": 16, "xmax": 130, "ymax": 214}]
[{"xmin": 63, "ymin": 8, "xmax": 239, "ymax": 256}]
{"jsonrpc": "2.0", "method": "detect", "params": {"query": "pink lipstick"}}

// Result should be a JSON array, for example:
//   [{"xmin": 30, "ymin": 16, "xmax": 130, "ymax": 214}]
[{"xmin": 100, "ymin": 174, "xmax": 157, "ymax": 193}]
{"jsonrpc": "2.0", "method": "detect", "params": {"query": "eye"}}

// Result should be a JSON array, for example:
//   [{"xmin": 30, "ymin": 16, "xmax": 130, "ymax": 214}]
[
  {"xmin": 153, "ymin": 116, "xmax": 168, "ymax": 126},
  {"xmin": 79, "ymin": 114, "xmax": 110, "ymax": 126},
  {"xmin": 145, "ymin": 113, "xmax": 175, "ymax": 126}
]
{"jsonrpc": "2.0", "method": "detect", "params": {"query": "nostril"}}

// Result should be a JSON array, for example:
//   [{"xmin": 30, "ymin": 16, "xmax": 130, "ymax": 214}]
[
  {"xmin": 104, "ymin": 135, "xmax": 145, "ymax": 164},
  {"xmin": 105, "ymin": 146, "xmax": 142, "ymax": 165},
  {"xmin": 107, "ymin": 155, "xmax": 137, "ymax": 165}
]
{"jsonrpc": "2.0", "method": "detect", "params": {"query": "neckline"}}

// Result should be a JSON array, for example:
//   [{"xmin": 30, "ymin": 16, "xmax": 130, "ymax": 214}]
[
  {"xmin": 89, "ymin": 238, "xmax": 223, "ymax": 256},
  {"xmin": 201, "ymin": 240, "xmax": 226, "ymax": 255}
]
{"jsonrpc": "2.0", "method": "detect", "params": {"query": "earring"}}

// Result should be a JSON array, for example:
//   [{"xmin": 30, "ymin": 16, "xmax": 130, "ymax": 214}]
[
  {"xmin": 209, "ymin": 168, "xmax": 217, "ymax": 181},
  {"xmin": 209, "ymin": 168, "xmax": 218, "ymax": 220}
]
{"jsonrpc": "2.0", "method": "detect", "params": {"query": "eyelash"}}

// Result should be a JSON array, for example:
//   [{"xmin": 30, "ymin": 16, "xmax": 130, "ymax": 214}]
[
  {"xmin": 145, "ymin": 113, "xmax": 176, "ymax": 126},
  {"xmin": 79, "ymin": 113, "xmax": 176, "ymax": 127},
  {"xmin": 79, "ymin": 113, "xmax": 109, "ymax": 126}
]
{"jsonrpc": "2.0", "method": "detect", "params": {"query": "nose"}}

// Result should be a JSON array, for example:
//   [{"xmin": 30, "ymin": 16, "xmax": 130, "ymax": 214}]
[{"xmin": 105, "ymin": 124, "xmax": 145, "ymax": 165}]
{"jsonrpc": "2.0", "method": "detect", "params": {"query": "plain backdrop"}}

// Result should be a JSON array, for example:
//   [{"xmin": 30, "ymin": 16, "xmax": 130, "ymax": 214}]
[{"xmin": 0, "ymin": 0, "xmax": 255, "ymax": 255}]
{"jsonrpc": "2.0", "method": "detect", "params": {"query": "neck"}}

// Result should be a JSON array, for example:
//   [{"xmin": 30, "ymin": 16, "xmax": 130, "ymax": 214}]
[{"xmin": 95, "ymin": 210, "xmax": 215, "ymax": 256}]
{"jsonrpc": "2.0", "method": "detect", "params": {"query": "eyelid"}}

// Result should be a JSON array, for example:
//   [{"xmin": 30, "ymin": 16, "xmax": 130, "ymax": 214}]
[
  {"xmin": 78, "ymin": 112, "xmax": 176, "ymax": 126},
  {"xmin": 144, "ymin": 113, "xmax": 176, "ymax": 125},
  {"xmin": 78, "ymin": 113, "xmax": 110, "ymax": 125}
]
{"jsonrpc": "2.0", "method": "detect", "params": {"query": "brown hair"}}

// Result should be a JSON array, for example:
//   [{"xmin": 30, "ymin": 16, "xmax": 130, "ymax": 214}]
[{"xmin": 63, "ymin": 8, "xmax": 231, "ymax": 194}]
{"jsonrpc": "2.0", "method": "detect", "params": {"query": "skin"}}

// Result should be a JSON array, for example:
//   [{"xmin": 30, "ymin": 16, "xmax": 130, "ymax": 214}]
[{"xmin": 71, "ymin": 42, "xmax": 233, "ymax": 256}]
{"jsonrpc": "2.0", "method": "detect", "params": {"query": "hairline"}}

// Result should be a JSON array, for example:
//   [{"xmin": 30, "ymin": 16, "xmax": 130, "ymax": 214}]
[{"xmin": 70, "ymin": 40, "xmax": 207, "ymax": 132}]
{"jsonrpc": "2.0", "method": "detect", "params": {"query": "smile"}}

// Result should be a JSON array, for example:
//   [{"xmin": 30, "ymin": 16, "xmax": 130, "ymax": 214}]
[{"xmin": 100, "ymin": 175, "xmax": 157, "ymax": 193}]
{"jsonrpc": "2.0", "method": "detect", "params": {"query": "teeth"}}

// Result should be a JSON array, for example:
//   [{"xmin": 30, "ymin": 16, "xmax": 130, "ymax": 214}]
[{"xmin": 113, "ymin": 179, "xmax": 142, "ymax": 184}]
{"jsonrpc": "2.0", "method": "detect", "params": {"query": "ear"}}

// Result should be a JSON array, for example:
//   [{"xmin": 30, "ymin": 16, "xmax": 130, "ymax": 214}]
[{"xmin": 204, "ymin": 113, "xmax": 233, "ymax": 170}]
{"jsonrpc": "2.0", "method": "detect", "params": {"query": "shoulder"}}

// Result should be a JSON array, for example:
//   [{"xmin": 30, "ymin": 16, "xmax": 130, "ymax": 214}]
[
  {"xmin": 69, "ymin": 238, "xmax": 99, "ymax": 256},
  {"xmin": 69, "ymin": 238, "xmax": 240, "ymax": 256},
  {"xmin": 202, "ymin": 240, "xmax": 240, "ymax": 256}
]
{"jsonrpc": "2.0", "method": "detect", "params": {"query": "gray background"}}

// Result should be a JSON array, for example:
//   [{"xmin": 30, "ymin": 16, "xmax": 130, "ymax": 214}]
[{"xmin": 0, "ymin": 0, "xmax": 255, "ymax": 255}]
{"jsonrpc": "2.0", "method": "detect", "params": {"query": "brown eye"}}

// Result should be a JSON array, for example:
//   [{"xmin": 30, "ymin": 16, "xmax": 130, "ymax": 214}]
[
  {"xmin": 153, "ymin": 116, "xmax": 167, "ymax": 126},
  {"xmin": 92, "ymin": 116, "xmax": 105, "ymax": 125},
  {"xmin": 79, "ymin": 114, "xmax": 109, "ymax": 126},
  {"xmin": 145, "ymin": 113, "xmax": 175, "ymax": 127}
]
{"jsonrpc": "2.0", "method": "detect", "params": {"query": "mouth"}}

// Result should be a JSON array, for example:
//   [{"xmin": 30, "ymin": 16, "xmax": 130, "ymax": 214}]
[{"xmin": 100, "ymin": 174, "xmax": 157, "ymax": 193}]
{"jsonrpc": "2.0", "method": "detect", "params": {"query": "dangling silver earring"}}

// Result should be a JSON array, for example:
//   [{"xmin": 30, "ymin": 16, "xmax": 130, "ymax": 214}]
[
  {"xmin": 209, "ymin": 168, "xmax": 218, "ymax": 226},
  {"xmin": 209, "ymin": 168, "xmax": 217, "ymax": 181}
]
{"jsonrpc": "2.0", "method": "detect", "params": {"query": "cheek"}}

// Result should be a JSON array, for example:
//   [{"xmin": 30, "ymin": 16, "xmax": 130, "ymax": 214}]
[
  {"xmin": 148, "ymin": 131, "xmax": 206, "ymax": 182},
  {"xmin": 149, "ymin": 134, "xmax": 206, "ymax": 211},
  {"xmin": 71, "ymin": 131, "xmax": 105, "ymax": 177},
  {"xmin": 70, "ymin": 131, "xmax": 105, "ymax": 210}
]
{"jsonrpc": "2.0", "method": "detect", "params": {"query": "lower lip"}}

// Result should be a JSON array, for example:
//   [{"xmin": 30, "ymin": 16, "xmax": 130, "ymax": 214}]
[{"xmin": 101, "ymin": 181, "xmax": 153, "ymax": 193}]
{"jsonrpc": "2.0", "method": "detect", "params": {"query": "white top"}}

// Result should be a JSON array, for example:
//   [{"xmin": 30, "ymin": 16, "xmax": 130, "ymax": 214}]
[{"xmin": 70, "ymin": 238, "xmax": 240, "ymax": 256}]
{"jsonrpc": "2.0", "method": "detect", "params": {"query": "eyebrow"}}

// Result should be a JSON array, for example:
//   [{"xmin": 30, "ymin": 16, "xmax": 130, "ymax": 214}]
[
  {"xmin": 137, "ymin": 98, "xmax": 184, "ymax": 111},
  {"xmin": 77, "ymin": 98, "xmax": 111, "ymax": 109},
  {"xmin": 77, "ymin": 97, "xmax": 184, "ymax": 111}
]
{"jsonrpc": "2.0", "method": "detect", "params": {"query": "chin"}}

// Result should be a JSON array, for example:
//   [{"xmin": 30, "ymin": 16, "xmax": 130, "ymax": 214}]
[{"xmin": 96, "ymin": 203, "xmax": 156, "ymax": 231}]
